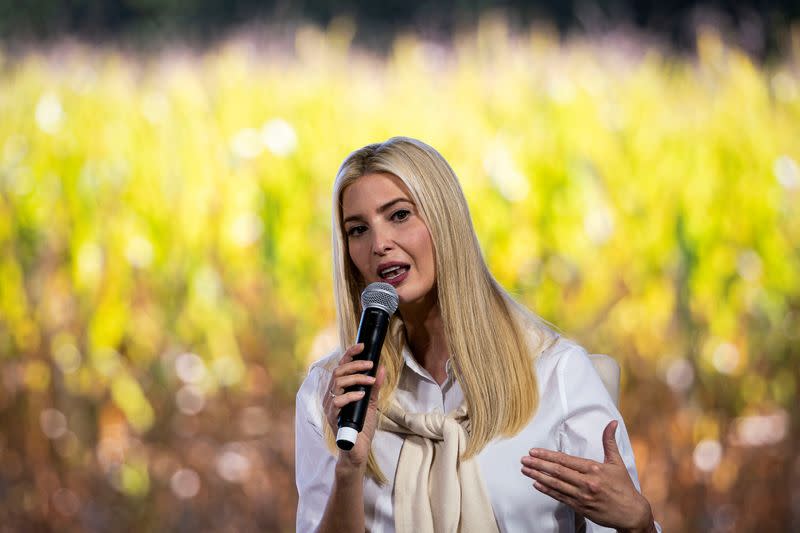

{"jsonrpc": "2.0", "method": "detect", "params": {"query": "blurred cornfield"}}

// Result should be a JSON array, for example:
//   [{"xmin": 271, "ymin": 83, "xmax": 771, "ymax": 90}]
[{"xmin": 1, "ymin": 17, "xmax": 799, "ymax": 532}]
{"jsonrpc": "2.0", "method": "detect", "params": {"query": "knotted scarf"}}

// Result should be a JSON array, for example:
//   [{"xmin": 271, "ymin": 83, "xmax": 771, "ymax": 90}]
[{"xmin": 380, "ymin": 401, "xmax": 499, "ymax": 533}]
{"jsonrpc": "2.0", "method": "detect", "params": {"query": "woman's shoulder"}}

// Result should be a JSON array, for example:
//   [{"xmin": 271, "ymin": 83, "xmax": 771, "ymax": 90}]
[
  {"xmin": 535, "ymin": 334, "xmax": 588, "ymax": 363},
  {"xmin": 533, "ymin": 334, "xmax": 594, "ymax": 381},
  {"xmin": 536, "ymin": 335, "xmax": 621, "ymax": 416},
  {"xmin": 514, "ymin": 310, "xmax": 586, "ymax": 366}
]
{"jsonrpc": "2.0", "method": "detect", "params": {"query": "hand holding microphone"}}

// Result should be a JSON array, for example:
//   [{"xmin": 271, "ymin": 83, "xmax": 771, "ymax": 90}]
[{"xmin": 323, "ymin": 282, "xmax": 399, "ymax": 459}]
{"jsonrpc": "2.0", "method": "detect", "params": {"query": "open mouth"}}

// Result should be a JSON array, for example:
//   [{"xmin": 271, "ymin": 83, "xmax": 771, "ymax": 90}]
[{"xmin": 379, "ymin": 264, "xmax": 410, "ymax": 280}]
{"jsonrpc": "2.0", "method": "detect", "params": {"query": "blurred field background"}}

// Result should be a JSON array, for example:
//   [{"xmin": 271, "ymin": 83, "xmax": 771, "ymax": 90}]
[{"xmin": 1, "ymin": 1, "xmax": 800, "ymax": 531}]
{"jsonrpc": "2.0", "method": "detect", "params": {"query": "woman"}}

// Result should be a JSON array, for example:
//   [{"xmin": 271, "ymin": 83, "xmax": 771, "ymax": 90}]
[{"xmin": 295, "ymin": 137, "xmax": 659, "ymax": 532}]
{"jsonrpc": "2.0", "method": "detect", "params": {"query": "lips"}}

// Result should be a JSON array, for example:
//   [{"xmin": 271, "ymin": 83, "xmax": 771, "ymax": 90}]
[{"xmin": 377, "ymin": 262, "xmax": 411, "ymax": 285}]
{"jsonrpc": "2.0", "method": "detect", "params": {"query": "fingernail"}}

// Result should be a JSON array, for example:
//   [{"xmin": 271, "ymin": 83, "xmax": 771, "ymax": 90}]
[
  {"xmin": 530, "ymin": 449, "xmax": 540, "ymax": 457},
  {"xmin": 356, "ymin": 391, "xmax": 365, "ymax": 396}
]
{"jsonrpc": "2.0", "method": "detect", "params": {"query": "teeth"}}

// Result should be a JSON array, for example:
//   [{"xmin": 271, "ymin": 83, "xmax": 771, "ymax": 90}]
[
  {"xmin": 381, "ymin": 266, "xmax": 401, "ymax": 276},
  {"xmin": 380, "ymin": 265, "xmax": 407, "ymax": 279}
]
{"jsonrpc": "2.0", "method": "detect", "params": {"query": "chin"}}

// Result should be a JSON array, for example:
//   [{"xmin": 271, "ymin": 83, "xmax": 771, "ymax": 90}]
[
  {"xmin": 396, "ymin": 285, "xmax": 434, "ymax": 306},
  {"xmin": 394, "ymin": 287, "xmax": 414, "ymax": 304}
]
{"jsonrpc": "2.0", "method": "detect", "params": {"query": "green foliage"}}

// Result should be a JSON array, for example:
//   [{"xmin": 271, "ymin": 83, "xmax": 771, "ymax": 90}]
[{"xmin": 0, "ymin": 21, "xmax": 798, "ymax": 531}]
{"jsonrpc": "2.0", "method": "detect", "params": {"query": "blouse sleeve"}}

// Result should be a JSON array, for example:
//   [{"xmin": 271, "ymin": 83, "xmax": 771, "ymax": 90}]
[
  {"xmin": 295, "ymin": 364, "xmax": 338, "ymax": 533},
  {"xmin": 555, "ymin": 344, "xmax": 661, "ymax": 533}
]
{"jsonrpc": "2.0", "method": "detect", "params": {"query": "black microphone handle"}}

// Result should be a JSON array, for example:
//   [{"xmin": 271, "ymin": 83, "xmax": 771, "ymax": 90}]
[{"xmin": 336, "ymin": 307, "xmax": 390, "ymax": 449}]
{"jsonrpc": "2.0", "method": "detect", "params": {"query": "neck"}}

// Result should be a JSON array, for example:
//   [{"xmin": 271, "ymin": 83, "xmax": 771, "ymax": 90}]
[{"xmin": 399, "ymin": 291, "xmax": 449, "ymax": 384}]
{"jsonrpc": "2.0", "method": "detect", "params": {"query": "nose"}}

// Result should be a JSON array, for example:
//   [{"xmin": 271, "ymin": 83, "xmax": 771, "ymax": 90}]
[{"xmin": 370, "ymin": 224, "xmax": 394, "ymax": 255}]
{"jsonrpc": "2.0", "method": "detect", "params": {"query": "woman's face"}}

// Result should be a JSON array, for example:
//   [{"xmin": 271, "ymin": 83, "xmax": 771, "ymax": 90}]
[{"xmin": 341, "ymin": 172, "xmax": 436, "ymax": 306}]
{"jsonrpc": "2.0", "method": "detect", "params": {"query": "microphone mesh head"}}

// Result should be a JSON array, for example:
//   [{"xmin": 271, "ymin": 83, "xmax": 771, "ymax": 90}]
[{"xmin": 361, "ymin": 282, "xmax": 399, "ymax": 315}]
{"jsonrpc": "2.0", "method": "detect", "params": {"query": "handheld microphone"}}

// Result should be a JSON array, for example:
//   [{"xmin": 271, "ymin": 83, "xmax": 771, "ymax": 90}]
[{"xmin": 336, "ymin": 282, "xmax": 399, "ymax": 450}]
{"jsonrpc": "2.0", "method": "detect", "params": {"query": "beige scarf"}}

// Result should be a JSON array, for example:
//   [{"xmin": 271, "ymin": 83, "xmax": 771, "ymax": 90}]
[{"xmin": 380, "ymin": 401, "xmax": 500, "ymax": 533}]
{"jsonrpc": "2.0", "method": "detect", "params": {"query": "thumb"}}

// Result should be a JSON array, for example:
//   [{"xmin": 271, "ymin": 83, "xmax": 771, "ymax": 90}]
[
  {"xmin": 602, "ymin": 420, "xmax": 622, "ymax": 464},
  {"xmin": 362, "ymin": 366, "xmax": 387, "ymax": 438},
  {"xmin": 368, "ymin": 365, "xmax": 386, "ymax": 407}
]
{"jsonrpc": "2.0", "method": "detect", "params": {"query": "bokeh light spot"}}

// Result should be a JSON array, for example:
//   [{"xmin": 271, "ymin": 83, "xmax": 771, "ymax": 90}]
[
  {"xmin": 35, "ymin": 92, "xmax": 64, "ymax": 134},
  {"xmin": 774, "ymin": 155, "xmax": 799, "ymax": 190},
  {"xmin": 736, "ymin": 249, "xmax": 762, "ymax": 282},
  {"xmin": 261, "ymin": 118, "xmax": 298, "ymax": 157},
  {"xmin": 229, "ymin": 212, "xmax": 263, "ymax": 247},
  {"xmin": 175, "ymin": 385, "xmax": 206, "ymax": 415},
  {"xmin": 52, "ymin": 338, "xmax": 82, "ymax": 374},
  {"xmin": 730, "ymin": 410, "xmax": 788, "ymax": 447},
  {"xmin": 175, "ymin": 353, "xmax": 207, "ymax": 384},
  {"xmin": 125, "ymin": 235, "xmax": 154, "ymax": 269},
  {"xmin": 40, "ymin": 408, "xmax": 68, "ymax": 439},
  {"xmin": 584, "ymin": 205, "xmax": 615, "ymax": 245},
  {"xmin": 664, "ymin": 358, "xmax": 694, "ymax": 393},
  {"xmin": 231, "ymin": 128, "xmax": 263, "ymax": 159},
  {"xmin": 216, "ymin": 445, "xmax": 251, "ymax": 483},
  {"xmin": 693, "ymin": 439, "xmax": 723, "ymax": 473},
  {"xmin": 711, "ymin": 342, "xmax": 740, "ymax": 375},
  {"xmin": 170, "ymin": 468, "xmax": 201, "ymax": 499}
]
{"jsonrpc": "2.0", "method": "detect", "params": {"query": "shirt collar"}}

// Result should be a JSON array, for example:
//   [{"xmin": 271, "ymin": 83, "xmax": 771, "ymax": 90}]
[{"xmin": 401, "ymin": 345, "xmax": 455, "ymax": 385}]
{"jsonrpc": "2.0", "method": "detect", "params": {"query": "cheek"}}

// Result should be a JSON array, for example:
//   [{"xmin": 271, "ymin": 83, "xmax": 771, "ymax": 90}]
[
  {"xmin": 410, "ymin": 226, "xmax": 435, "ymax": 273},
  {"xmin": 347, "ymin": 241, "xmax": 370, "ymax": 276}
]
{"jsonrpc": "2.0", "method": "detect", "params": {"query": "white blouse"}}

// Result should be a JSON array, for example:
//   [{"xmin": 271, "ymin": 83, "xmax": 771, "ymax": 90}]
[{"xmin": 295, "ymin": 337, "xmax": 652, "ymax": 532}]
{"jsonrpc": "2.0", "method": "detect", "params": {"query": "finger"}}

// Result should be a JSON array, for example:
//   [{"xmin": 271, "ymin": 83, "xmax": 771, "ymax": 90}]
[
  {"xmin": 528, "ymin": 449, "xmax": 594, "ymax": 474},
  {"xmin": 334, "ymin": 373, "xmax": 376, "ymax": 390},
  {"xmin": 520, "ymin": 455, "xmax": 585, "ymax": 487},
  {"xmin": 532, "ymin": 479, "xmax": 582, "ymax": 511},
  {"xmin": 332, "ymin": 390, "xmax": 366, "ymax": 409},
  {"xmin": 339, "ymin": 344, "xmax": 365, "ymax": 366},
  {"xmin": 602, "ymin": 420, "xmax": 622, "ymax": 465},
  {"xmin": 521, "ymin": 464, "xmax": 582, "ymax": 498},
  {"xmin": 339, "ymin": 343, "xmax": 365, "ymax": 364},
  {"xmin": 332, "ymin": 359, "xmax": 373, "ymax": 379}
]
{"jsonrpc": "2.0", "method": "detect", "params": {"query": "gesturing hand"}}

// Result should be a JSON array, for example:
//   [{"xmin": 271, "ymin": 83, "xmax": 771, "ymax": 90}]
[{"xmin": 520, "ymin": 421, "xmax": 656, "ymax": 533}]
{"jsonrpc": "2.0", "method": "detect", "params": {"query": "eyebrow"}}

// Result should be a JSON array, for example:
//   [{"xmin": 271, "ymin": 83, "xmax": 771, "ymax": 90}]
[{"xmin": 343, "ymin": 198, "xmax": 413, "ymax": 225}]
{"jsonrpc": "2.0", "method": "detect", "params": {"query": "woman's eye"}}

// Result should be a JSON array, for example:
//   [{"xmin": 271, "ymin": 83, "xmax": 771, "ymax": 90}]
[
  {"xmin": 346, "ymin": 225, "xmax": 367, "ymax": 237},
  {"xmin": 392, "ymin": 209, "xmax": 411, "ymax": 222}
]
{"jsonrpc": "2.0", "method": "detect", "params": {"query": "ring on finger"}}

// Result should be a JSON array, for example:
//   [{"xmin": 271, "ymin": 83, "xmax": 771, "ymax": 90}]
[{"xmin": 329, "ymin": 389, "xmax": 337, "ymax": 398}]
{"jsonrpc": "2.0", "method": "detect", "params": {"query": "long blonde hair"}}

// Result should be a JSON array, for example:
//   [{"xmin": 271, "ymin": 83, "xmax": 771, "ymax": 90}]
[{"xmin": 327, "ymin": 137, "xmax": 556, "ymax": 482}]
